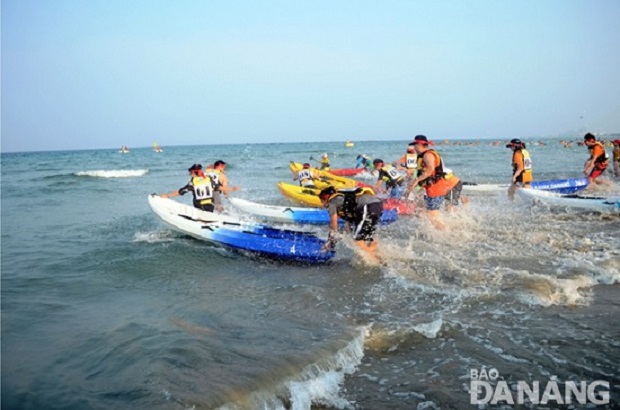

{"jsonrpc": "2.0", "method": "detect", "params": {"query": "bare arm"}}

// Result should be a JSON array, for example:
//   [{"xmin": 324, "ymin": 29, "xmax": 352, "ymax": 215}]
[{"xmin": 408, "ymin": 152, "xmax": 436, "ymax": 191}]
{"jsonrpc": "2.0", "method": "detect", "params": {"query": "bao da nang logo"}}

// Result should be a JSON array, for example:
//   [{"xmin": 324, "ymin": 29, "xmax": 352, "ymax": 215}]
[{"xmin": 469, "ymin": 368, "xmax": 610, "ymax": 405}]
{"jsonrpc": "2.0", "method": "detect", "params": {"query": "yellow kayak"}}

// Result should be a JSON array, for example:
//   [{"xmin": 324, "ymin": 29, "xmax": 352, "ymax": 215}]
[
  {"xmin": 277, "ymin": 182, "xmax": 323, "ymax": 207},
  {"xmin": 289, "ymin": 162, "xmax": 358, "ymax": 188}
]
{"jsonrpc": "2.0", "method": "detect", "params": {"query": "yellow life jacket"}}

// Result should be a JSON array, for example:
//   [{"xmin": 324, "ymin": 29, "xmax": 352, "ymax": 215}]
[
  {"xmin": 192, "ymin": 176, "xmax": 214, "ymax": 205},
  {"xmin": 512, "ymin": 149, "xmax": 533, "ymax": 182}
]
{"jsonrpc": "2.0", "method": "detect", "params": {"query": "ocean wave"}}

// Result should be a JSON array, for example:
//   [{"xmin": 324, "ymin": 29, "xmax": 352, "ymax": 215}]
[
  {"xmin": 217, "ymin": 328, "xmax": 365, "ymax": 410},
  {"xmin": 74, "ymin": 169, "xmax": 149, "ymax": 178}
]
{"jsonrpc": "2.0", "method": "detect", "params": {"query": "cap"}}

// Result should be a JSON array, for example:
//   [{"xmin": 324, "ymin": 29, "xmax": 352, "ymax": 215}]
[
  {"xmin": 505, "ymin": 138, "xmax": 523, "ymax": 148},
  {"xmin": 373, "ymin": 158, "xmax": 384, "ymax": 165},
  {"xmin": 321, "ymin": 153, "xmax": 328, "ymax": 158},
  {"xmin": 583, "ymin": 133, "xmax": 596, "ymax": 141},
  {"xmin": 318, "ymin": 186, "xmax": 336, "ymax": 200},
  {"xmin": 188, "ymin": 163, "xmax": 202, "ymax": 172},
  {"xmin": 413, "ymin": 135, "xmax": 433, "ymax": 145},
  {"xmin": 407, "ymin": 143, "xmax": 416, "ymax": 152},
  {"xmin": 613, "ymin": 139, "xmax": 620, "ymax": 145},
  {"xmin": 302, "ymin": 163, "xmax": 310, "ymax": 168}
]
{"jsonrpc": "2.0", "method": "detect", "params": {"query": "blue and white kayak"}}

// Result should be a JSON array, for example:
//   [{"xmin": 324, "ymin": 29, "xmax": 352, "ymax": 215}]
[
  {"xmin": 517, "ymin": 188, "xmax": 620, "ymax": 213},
  {"xmin": 531, "ymin": 177, "xmax": 589, "ymax": 194},
  {"xmin": 148, "ymin": 195, "xmax": 335, "ymax": 263},
  {"xmin": 229, "ymin": 197, "xmax": 398, "ymax": 226},
  {"xmin": 463, "ymin": 177, "xmax": 588, "ymax": 194}
]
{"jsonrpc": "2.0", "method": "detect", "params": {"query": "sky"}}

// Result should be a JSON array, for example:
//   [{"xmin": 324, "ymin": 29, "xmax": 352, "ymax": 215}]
[{"xmin": 2, "ymin": 0, "xmax": 620, "ymax": 153}]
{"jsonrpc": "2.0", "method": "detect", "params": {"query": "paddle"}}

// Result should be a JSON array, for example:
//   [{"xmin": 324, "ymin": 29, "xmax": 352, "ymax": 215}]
[{"xmin": 309, "ymin": 156, "xmax": 323, "ymax": 165}]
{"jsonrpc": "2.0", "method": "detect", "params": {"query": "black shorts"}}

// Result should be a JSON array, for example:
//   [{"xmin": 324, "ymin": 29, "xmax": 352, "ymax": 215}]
[
  {"xmin": 444, "ymin": 180, "xmax": 463, "ymax": 206},
  {"xmin": 353, "ymin": 202, "xmax": 383, "ymax": 242},
  {"xmin": 195, "ymin": 202, "xmax": 215, "ymax": 213}
]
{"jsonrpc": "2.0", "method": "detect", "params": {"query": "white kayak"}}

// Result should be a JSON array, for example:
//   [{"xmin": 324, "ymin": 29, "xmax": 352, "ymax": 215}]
[
  {"xmin": 229, "ymin": 197, "xmax": 398, "ymax": 225},
  {"xmin": 463, "ymin": 178, "xmax": 589, "ymax": 194},
  {"xmin": 148, "ymin": 195, "xmax": 335, "ymax": 263},
  {"xmin": 516, "ymin": 188, "xmax": 620, "ymax": 213}
]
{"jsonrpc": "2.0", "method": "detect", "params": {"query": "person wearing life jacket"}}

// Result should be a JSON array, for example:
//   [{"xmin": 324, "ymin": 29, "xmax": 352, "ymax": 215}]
[
  {"xmin": 373, "ymin": 159, "xmax": 405, "ymax": 199},
  {"xmin": 394, "ymin": 143, "xmax": 419, "ymax": 179},
  {"xmin": 356, "ymin": 154, "xmax": 371, "ymax": 169},
  {"xmin": 292, "ymin": 163, "xmax": 318, "ymax": 188},
  {"xmin": 319, "ymin": 153, "xmax": 331, "ymax": 170},
  {"xmin": 159, "ymin": 164, "xmax": 216, "ymax": 212},
  {"xmin": 207, "ymin": 160, "xmax": 241, "ymax": 211},
  {"xmin": 612, "ymin": 139, "xmax": 620, "ymax": 179},
  {"xmin": 406, "ymin": 135, "xmax": 452, "ymax": 230},
  {"xmin": 441, "ymin": 168, "xmax": 468, "ymax": 209},
  {"xmin": 318, "ymin": 186, "xmax": 383, "ymax": 262},
  {"xmin": 583, "ymin": 133, "xmax": 610, "ymax": 186},
  {"xmin": 505, "ymin": 138, "xmax": 533, "ymax": 200}
]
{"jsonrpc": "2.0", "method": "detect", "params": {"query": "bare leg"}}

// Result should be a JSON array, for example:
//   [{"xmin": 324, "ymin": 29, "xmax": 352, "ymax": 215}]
[
  {"xmin": 428, "ymin": 210, "xmax": 446, "ymax": 230},
  {"xmin": 355, "ymin": 240, "xmax": 380, "ymax": 265},
  {"xmin": 507, "ymin": 183, "xmax": 517, "ymax": 201}
]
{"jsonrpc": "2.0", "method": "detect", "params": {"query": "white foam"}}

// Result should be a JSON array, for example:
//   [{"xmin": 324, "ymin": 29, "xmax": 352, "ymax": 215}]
[
  {"xmin": 287, "ymin": 329, "xmax": 365, "ymax": 409},
  {"xmin": 217, "ymin": 328, "xmax": 366, "ymax": 410},
  {"xmin": 411, "ymin": 318, "xmax": 443, "ymax": 339},
  {"xmin": 75, "ymin": 169, "xmax": 149, "ymax": 178},
  {"xmin": 132, "ymin": 230, "xmax": 172, "ymax": 243}
]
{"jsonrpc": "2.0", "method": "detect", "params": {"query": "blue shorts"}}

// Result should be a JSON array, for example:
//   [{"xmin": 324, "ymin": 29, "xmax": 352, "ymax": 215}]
[{"xmin": 424, "ymin": 195, "xmax": 444, "ymax": 211}]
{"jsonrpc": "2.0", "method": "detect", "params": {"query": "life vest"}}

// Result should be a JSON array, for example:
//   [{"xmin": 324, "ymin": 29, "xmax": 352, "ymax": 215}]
[
  {"xmin": 590, "ymin": 142, "xmax": 609, "ymax": 170},
  {"xmin": 378, "ymin": 165, "xmax": 404, "ymax": 188},
  {"xmin": 298, "ymin": 169, "xmax": 314, "ymax": 187},
  {"xmin": 329, "ymin": 187, "xmax": 375, "ymax": 221},
  {"xmin": 419, "ymin": 150, "xmax": 445, "ymax": 186},
  {"xmin": 192, "ymin": 176, "xmax": 214, "ymax": 205},
  {"xmin": 512, "ymin": 149, "xmax": 533, "ymax": 182},
  {"xmin": 207, "ymin": 169, "xmax": 222, "ymax": 189},
  {"xmin": 404, "ymin": 153, "xmax": 418, "ymax": 170},
  {"xmin": 321, "ymin": 158, "xmax": 331, "ymax": 170}
]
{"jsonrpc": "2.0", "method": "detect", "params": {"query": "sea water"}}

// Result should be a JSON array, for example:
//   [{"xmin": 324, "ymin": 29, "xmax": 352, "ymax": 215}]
[{"xmin": 1, "ymin": 139, "xmax": 619, "ymax": 409}]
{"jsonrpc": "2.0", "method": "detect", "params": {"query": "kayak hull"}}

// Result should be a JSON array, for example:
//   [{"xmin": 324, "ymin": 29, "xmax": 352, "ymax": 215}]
[
  {"xmin": 516, "ymin": 188, "xmax": 620, "ymax": 213},
  {"xmin": 289, "ymin": 162, "xmax": 364, "ymax": 188},
  {"xmin": 277, "ymin": 182, "xmax": 416, "ymax": 215},
  {"xmin": 229, "ymin": 197, "xmax": 398, "ymax": 225},
  {"xmin": 148, "ymin": 195, "xmax": 335, "ymax": 263},
  {"xmin": 329, "ymin": 168, "xmax": 366, "ymax": 177},
  {"xmin": 463, "ymin": 177, "xmax": 589, "ymax": 194}
]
